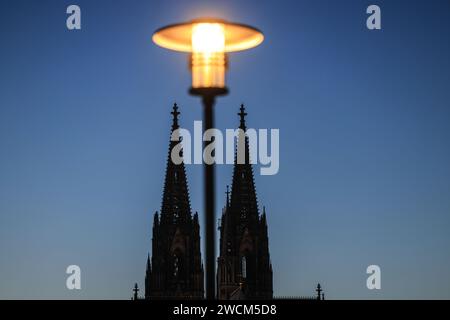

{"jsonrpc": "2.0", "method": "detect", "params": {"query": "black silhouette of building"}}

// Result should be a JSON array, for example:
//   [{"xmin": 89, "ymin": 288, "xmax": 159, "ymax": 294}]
[
  {"xmin": 139, "ymin": 103, "xmax": 325, "ymax": 301},
  {"xmin": 216, "ymin": 105, "xmax": 273, "ymax": 299},
  {"xmin": 145, "ymin": 103, "xmax": 204, "ymax": 299}
]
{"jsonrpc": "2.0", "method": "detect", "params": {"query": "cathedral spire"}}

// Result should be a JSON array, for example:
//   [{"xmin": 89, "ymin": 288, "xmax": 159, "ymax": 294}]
[
  {"xmin": 217, "ymin": 104, "xmax": 272, "ymax": 299},
  {"xmin": 230, "ymin": 104, "xmax": 259, "ymax": 219},
  {"xmin": 160, "ymin": 103, "xmax": 192, "ymax": 223},
  {"xmin": 146, "ymin": 104, "xmax": 204, "ymax": 299},
  {"xmin": 145, "ymin": 254, "xmax": 151, "ymax": 299}
]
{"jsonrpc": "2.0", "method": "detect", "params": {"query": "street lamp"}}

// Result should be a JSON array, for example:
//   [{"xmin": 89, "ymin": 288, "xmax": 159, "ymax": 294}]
[{"xmin": 152, "ymin": 18, "xmax": 264, "ymax": 300}]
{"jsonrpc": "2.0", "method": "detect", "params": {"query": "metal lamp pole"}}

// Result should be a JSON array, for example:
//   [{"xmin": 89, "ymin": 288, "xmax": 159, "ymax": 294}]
[{"xmin": 190, "ymin": 87, "xmax": 228, "ymax": 299}]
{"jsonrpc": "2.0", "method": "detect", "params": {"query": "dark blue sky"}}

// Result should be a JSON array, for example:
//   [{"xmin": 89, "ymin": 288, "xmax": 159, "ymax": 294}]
[{"xmin": 1, "ymin": 0, "xmax": 450, "ymax": 299}]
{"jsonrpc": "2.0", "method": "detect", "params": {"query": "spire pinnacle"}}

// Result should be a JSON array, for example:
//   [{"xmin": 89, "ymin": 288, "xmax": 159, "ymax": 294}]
[
  {"xmin": 316, "ymin": 283, "xmax": 323, "ymax": 300},
  {"xmin": 133, "ymin": 283, "xmax": 139, "ymax": 300},
  {"xmin": 146, "ymin": 253, "xmax": 151, "ymax": 273},
  {"xmin": 261, "ymin": 206, "xmax": 267, "ymax": 224},
  {"xmin": 171, "ymin": 103, "xmax": 180, "ymax": 129},
  {"xmin": 238, "ymin": 104, "xmax": 247, "ymax": 130}
]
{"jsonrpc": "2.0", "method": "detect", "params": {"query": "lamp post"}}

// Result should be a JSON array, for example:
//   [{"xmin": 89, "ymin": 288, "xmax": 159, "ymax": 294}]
[{"xmin": 152, "ymin": 18, "xmax": 264, "ymax": 299}]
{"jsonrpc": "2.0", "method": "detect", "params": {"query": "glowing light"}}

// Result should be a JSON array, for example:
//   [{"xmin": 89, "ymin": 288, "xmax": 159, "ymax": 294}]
[
  {"xmin": 192, "ymin": 23, "xmax": 225, "ymax": 54},
  {"xmin": 152, "ymin": 18, "xmax": 264, "ymax": 90},
  {"xmin": 190, "ymin": 23, "xmax": 226, "ymax": 89}
]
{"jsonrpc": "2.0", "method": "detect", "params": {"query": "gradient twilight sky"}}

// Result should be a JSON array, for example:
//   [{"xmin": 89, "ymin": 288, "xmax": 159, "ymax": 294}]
[{"xmin": 1, "ymin": 0, "xmax": 450, "ymax": 299}]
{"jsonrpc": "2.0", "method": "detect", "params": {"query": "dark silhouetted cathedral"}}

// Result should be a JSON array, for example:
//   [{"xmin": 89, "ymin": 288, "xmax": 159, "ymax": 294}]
[
  {"xmin": 141, "ymin": 103, "xmax": 322, "ymax": 300},
  {"xmin": 144, "ymin": 103, "xmax": 273, "ymax": 300},
  {"xmin": 145, "ymin": 104, "xmax": 204, "ymax": 299},
  {"xmin": 216, "ymin": 105, "xmax": 273, "ymax": 299}
]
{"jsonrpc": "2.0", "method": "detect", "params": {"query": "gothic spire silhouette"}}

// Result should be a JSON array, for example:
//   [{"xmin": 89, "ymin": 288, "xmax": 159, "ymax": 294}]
[
  {"xmin": 159, "ymin": 103, "xmax": 192, "ymax": 225},
  {"xmin": 230, "ymin": 104, "xmax": 259, "ymax": 223},
  {"xmin": 145, "ymin": 254, "xmax": 151, "ymax": 299},
  {"xmin": 145, "ymin": 103, "xmax": 204, "ymax": 299},
  {"xmin": 217, "ymin": 104, "xmax": 273, "ymax": 299}
]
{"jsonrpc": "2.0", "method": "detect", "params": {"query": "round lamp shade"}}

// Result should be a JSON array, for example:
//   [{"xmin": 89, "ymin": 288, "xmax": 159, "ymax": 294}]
[{"xmin": 152, "ymin": 18, "xmax": 264, "ymax": 53}]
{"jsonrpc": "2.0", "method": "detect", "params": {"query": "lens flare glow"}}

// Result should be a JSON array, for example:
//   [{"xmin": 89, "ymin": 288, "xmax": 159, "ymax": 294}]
[
  {"xmin": 191, "ymin": 23, "xmax": 225, "ymax": 54},
  {"xmin": 152, "ymin": 19, "xmax": 263, "ymax": 89}
]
